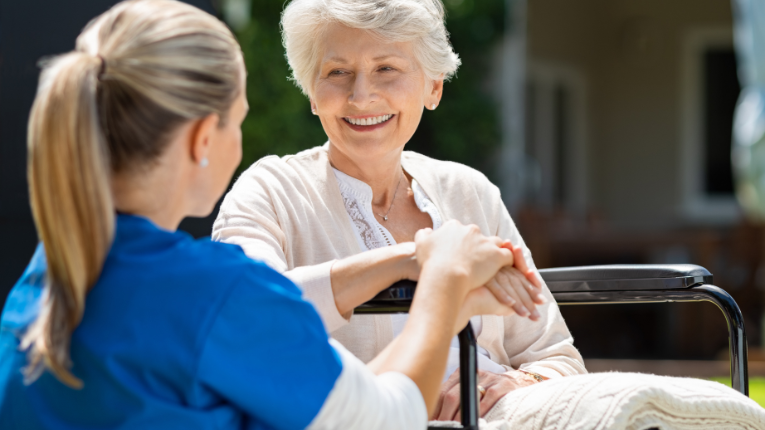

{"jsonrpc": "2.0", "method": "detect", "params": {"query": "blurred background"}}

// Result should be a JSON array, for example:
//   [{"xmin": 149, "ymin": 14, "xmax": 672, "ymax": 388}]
[{"xmin": 2, "ymin": 0, "xmax": 764, "ymax": 391}]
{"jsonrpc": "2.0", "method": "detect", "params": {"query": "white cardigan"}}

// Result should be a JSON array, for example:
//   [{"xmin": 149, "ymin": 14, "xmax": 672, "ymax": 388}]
[{"xmin": 212, "ymin": 145, "xmax": 586, "ymax": 379}]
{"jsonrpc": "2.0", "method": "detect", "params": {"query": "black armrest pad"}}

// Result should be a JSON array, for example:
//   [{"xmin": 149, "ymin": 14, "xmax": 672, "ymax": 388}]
[
  {"xmin": 360, "ymin": 265, "xmax": 714, "ymax": 311},
  {"xmin": 539, "ymin": 264, "xmax": 713, "ymax": 292}
]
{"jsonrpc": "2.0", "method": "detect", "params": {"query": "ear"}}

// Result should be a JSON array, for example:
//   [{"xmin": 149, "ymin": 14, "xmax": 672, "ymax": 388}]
[
  {"xmin": 189, "ymin": 113, "xmax": 220, "ymax": 166},
  {"xmin": 309, "ymin": 99, "xmax": 318, "ymax": 115},
  {"xmin": 425, "ymin": 76, "xmax": 445, "ymax": 110}
]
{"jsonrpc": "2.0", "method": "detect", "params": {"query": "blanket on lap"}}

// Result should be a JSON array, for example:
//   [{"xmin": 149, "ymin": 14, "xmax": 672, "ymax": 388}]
[{"xmin": 430, "ymin": 372, "xmax": 765, "ymax": 430}]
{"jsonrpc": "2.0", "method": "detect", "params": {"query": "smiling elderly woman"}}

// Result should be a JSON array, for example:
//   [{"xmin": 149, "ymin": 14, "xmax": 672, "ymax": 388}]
[{"xmin": 213, "ymin": 0, "xmax": 586, "ymax": 421}]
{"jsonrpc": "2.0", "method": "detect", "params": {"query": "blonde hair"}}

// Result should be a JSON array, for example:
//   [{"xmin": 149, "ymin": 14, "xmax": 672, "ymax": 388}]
[
  {"xmin": 281, "ymin": 0, "xmax": 461, "ymax": 96},
  {"xmin": 22, "ymin": 0, "xmax": 243, "ymax": 388}
]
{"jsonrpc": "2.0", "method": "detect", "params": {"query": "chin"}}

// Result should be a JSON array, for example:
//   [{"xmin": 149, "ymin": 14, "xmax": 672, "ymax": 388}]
[{"xmin": 346, "ymin": 137, "xmax": 400, "ymax": 155}]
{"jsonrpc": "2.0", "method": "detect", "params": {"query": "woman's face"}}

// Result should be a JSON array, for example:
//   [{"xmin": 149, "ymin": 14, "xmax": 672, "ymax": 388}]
[{"xmin": 312, "ymin": 24, "xmax": 443, "ymax": 165}]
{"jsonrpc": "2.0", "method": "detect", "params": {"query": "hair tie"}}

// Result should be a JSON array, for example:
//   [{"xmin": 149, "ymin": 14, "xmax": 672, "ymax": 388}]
[{"xmin": 96, "ymin": 55, "xmax": 107, "ymax": 79}]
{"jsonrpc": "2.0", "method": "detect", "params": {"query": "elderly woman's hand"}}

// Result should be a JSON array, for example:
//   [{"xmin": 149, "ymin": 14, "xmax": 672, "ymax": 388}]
[
  {"xmin": 484, "ymin": 245, "xmax": 546, "ymax": 321},
  {"xmin": 433, "ymin": 369, "xmax": 541, "ymax": 421},
  {"xmin": 414, "ymin": 221, "xmax": 514, "ymax": 293}
]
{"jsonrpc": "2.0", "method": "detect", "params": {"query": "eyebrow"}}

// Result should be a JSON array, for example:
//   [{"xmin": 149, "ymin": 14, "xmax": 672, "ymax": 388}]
[{"xmin": 323, "ymin": 54, "xmax": 406, "ymax": 64}]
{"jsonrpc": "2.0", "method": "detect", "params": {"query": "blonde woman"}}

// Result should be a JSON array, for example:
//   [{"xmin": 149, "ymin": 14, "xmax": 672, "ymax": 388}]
[
  {"xmin": 0, "ymin": 1, "xmax": 519, "ymax": 429},
  {"xmin": 213, "ymin": 0, "xmax": 586, "ymax": 420}
]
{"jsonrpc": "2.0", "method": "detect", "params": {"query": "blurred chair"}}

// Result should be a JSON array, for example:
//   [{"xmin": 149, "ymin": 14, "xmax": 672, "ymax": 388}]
[{"xmin": 355, "ymin": 264, "xmax": 748, "ymax": 430}]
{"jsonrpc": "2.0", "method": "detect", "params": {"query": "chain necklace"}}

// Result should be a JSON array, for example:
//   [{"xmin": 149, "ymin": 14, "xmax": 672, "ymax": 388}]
[{"xmin": 376, "ymin": 171, "xmax": 404, "ymax": 221}]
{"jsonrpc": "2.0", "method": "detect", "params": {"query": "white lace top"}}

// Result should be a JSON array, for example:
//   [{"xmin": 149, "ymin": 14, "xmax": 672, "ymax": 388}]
[{"xmin": 332, "ymin": 168, "xmax": 506, "ymax": 380}]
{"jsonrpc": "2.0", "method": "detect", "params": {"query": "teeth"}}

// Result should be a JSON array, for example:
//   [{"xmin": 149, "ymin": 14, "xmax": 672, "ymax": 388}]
[{"xmin": 345, "ymin": 114, "xmax": 392, "ymax": 126}]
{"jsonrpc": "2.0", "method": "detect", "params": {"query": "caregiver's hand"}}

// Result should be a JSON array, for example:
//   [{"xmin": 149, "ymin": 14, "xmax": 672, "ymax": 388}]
[
  {"xmin": 414, "ymin": 221, "xmax": 514, "ymax": 293},
  {"xmin": 484, "ymin": 244, "xmax": 546, "ymax": 321},
  {"xmin": 453, "ymin": 286, "xmax": 515, "ymax": 336},
  {"xmin": 369, "ymin": 221, "xmax": 515, "ymax": 416},
  {"xmin": 433, "ymin": 369, "xmax": 539, "ymax": 421}
]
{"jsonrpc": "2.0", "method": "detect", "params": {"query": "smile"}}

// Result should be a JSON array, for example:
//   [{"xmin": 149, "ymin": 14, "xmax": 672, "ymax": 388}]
[{"xmin": 343, "ymin": 114, "xmax": 394, "ymax": 126}]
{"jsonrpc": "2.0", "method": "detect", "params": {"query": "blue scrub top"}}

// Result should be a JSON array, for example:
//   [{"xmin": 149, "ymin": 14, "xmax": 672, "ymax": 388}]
[{"xmin": 0, "ymin": 214, "xmax": 342, "ymax": 429}]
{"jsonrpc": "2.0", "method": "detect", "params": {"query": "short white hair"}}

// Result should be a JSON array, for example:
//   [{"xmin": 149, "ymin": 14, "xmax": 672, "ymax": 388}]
[{"xmin": 281, "ymin": 0, "xmax": 461, "ymax": 96}]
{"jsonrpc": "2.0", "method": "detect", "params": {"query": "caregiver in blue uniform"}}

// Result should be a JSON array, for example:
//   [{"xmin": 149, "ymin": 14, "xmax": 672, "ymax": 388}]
[{"xmin": 0, "ymin": 1, "xmax": 516, "ymax": 429}]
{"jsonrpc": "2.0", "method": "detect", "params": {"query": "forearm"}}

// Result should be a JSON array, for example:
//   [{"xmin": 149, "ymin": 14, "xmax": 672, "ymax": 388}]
[
  {"xmin": 330, "ymin": 242, "xmax": 417, "ymax": 315},
  {"xmin": 365, "ymin": 263, "xmax": 469, "ymax": 416},
  {"xmin": 308, "ymin": 340, "xmax": 428, "ymax": 430}
]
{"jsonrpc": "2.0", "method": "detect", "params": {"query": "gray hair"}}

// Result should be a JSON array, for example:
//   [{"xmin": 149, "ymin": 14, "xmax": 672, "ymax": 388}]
[{"xmin": 281, "ymin": 0, "xmax": 461, "ymax": 96}]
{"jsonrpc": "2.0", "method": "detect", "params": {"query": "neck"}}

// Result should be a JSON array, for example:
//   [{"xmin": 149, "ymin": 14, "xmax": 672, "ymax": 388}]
[
  {"xmin": 111, "ymin": 165, "xmax": 187, "ymax": 232},
  {"xmin": 328, "ymin": 143, "xmax": 406, "ymax": 208}
]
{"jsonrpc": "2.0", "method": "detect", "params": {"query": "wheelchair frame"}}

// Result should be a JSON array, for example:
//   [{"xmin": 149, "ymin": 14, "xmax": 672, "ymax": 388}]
[{"xmin": 356, "ymin": 264, "xmax": 748, "ymax": 430}]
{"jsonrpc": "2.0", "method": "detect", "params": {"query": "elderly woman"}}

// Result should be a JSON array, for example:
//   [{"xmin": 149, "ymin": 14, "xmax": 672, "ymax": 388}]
[{"xmin": 213, "ymin": 0, "xmax": 586, "ymax": 420}]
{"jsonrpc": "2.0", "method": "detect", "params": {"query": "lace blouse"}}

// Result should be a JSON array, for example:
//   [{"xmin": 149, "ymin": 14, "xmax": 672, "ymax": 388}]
[{"xmin": 332, "ymin": 168, "xmax": 507, "ymax": 380}]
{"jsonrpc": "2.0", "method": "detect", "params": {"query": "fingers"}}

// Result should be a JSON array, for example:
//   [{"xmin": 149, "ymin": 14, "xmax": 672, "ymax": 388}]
[
  {"xmin": 496, "ymin": 246, "xmax": 514, "ymax": 268},
  {"xmin": 414, "ymin": 227, "xmax": 433, "ymax": 242},
  {"xmin": 481, "ymin": 236, "xmax": 514, "ymax": 270},
  {"xmin": 511, "ymin": 246, "xmax": 544, "ymax": 290},
  {"xmin": 509, "ymin": 266, "xmax": 546, "ymax": 306},
  {"xmin": 496, "ymin": 270, "xmax": 530, "ymax": 318},
  {"xmin": 508, "ymin": 272, "xmax": 540, "ymax": 321},
  {"xmin": 510, "ymin": 246, "xmax": 530, "ymax": 273},
  {"xmin": 485, "ymin": 278, "xmax": 516, "ymax": 307},
  {"xmin": 436, "ymin": 381, "xmax": 462, "ymax": 421},
  {"xmin": 479, "ymin": 384, "xmax": 506, "ymax": 417},
  {"xmin": 494, "ymin": 269, "xmax": 544, "ymax": 320},
  {"xmin": 432, "ymin": 369, "xmax": 460, "ymax": 420},
  {"xmin": 462, "ymin": 287, "xmax": 515, "ymax": 320}
]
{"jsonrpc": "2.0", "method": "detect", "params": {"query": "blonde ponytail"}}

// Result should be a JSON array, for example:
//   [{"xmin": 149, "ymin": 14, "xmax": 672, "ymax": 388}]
[
  {"xmin": 23, "ymin": 53, "xmax": 114, "ymax": 388},
  {"xmin": 21, "ymin": 0, "xmax": 242, "ymax": 388}
]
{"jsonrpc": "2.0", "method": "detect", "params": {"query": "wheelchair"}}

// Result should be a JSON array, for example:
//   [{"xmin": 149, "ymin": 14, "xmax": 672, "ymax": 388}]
[{"xmin": 356, "ymin": 264, "xmax": 748, "ymax": 430}]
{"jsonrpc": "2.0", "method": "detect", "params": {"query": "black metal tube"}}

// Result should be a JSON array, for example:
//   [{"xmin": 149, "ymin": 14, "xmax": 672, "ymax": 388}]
[
  {"xmin": 553, "ymin": 284, "xmax": 749, "ymax": 396},
  {"xmin": 458, "ymin": 322, "xmax": 479, "ymax": 430},
  {"xmin": 692, "ymin": 285, "xmax": 749, "ymax": 396}
]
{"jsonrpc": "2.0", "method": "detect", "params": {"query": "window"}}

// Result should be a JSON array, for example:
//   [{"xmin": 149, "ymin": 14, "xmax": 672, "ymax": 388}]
[
  {"xmin": 680, "ymin": 28, "xmax": 741, "ymax": 223},
  {"xmin": 703, "ymin": 49, "xmax": 740, "ymax": 195},
  {"xmin": 524, "ymin": 63, "xmax": 588, "ymax": 214}
]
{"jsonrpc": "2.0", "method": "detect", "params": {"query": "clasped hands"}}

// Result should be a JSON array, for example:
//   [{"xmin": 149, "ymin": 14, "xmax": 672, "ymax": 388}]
[
  {"xmin": 413, "ymin": 222, "xmax": 547, "ymax": 330},
  {"xmin": 413, "ymin": 221, "xmax": 548, "ymax": 421}
]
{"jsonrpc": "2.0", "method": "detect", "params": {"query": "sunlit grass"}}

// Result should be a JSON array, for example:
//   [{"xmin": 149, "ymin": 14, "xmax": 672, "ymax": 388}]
[{"xmin": 709, "ymin": 377, "xmax": 765, "ymax": 407}]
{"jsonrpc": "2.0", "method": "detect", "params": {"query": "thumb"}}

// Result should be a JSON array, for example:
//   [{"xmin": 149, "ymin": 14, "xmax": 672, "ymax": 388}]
[
  {"xmin": 414, "ymin": 227, "xmax": 433, "ymax": 242},
  {"xmin": 497, "ymin": 247, "xmax": 514, "ymax": 267}
]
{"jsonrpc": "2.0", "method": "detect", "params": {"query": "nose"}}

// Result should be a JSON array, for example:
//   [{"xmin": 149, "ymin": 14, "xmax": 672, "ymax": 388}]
[{"xmin": 348, "ymin": 72, "xmax": 379, "ymax": 109}]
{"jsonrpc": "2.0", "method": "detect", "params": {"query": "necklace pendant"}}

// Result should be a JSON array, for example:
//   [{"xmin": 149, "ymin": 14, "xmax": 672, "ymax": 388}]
[{"xmin": 383, "ymin": 216, "xmax": 388, "ymax": 221}]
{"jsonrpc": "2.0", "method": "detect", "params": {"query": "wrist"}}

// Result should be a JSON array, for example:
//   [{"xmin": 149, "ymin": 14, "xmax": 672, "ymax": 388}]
[
  {"xmin": 392, "ymin": 242, "xmax": 419, "ymax": 281},
  {"xmin": 517, "ymin": 369, "xmax": 546, "ymax": 384},
  {"xmin": 418, "ymin": 260, "xmax": 470, "ymax": 294}
]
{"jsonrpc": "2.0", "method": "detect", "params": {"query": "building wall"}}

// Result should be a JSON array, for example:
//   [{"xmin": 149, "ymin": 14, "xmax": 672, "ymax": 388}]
[{"xmin": 527, "ymin": 0, "xmax": 735, "ymax": 229}]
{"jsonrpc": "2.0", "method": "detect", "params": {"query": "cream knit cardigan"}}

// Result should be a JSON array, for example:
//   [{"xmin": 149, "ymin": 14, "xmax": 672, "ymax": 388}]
[{"xmin": 212, "ymin": 145, "xmax": 586, "ymax": 378}]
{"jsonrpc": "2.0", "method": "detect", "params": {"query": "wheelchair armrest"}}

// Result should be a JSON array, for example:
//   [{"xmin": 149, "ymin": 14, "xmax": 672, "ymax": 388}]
[
  {"xmin": 539, "ymin": 264, "xmax": 713, "ymax": 292},
  {"xmin": 355, "ymin": 280, "xmax": 417, "ymax": 313},
  {"xmin": 357, "ymin": 264, "xmax": 713, "ymax": 310}
]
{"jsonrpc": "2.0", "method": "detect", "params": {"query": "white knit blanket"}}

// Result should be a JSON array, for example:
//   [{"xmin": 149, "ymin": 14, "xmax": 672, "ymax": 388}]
[{"xmin": 430, "ymin": 372, "xmax": 765, "ymax": 430}]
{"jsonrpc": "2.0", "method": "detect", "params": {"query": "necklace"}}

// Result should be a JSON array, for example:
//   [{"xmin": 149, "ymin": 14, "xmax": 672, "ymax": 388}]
[{"xmin": 376, "ymin": 171, "xmax": 404, "ymax": 221}]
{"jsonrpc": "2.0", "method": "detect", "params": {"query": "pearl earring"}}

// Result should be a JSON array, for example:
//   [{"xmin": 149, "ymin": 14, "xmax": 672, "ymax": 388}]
[
  {"xmin": 431, "ymin": 104, "xmax": 436, "ymax": 110},
  {"xmin": 311, "ymin": 107, "xmax": 317, "ymax": 115},
  {"xmin": 200, "ymin": 157, "xmax": 209, "ymax": 168}
]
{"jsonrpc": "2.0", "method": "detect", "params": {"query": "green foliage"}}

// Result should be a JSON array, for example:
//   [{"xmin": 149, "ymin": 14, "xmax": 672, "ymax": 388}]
[
  {"xmin": 710, "ymin": 377, "xmax": 765, "ymax": 408},
  {"xmin": 233, "ymin": 0, "xmax": 505, "ymax": 177},
  {"xmin": 234, "ymin": 2, "xmax": 326, "ymax": 173},
  {"xmin": 409, "ymin": 0, "xmax": 505, "ymax": 179}
]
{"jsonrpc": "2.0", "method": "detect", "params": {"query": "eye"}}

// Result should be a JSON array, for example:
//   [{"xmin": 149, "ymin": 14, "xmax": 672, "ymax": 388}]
[
  {"xmin": 379, "ymin": 66, "xmax": 396, "ymax": 72},
  {"xmin": 328, "ymin": 69, "xmax": 347, "ymax": 76}
]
